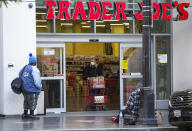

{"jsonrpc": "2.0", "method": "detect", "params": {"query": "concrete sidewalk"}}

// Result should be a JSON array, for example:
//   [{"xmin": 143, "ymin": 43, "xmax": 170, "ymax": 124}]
[{"xmin": 0, "ymin": 111, "xmax": 179, "ymax": 131}]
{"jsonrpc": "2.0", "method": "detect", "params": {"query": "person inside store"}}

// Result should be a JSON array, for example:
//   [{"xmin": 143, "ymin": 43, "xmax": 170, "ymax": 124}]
[
  {"xmin": 83, "ymin": 58, "xmax": 104, "ymax": 110},
  {"xmin": 83, "ymin": 58, "xmax": 104, "ymax": 79},
  {"xmin": 96, "ymin": 58, "xmax": 103, "ymax": 76},
  {"xmin": 19, "ymin": 53, "xmax": 42, "ymax": 120},
  {"xmin": 111, "ymin": 82, "xmax": 143, "ymax": 125},
  {"xmin": 83, "ymin": 59, "xmax": 97, "ymax": 80}
]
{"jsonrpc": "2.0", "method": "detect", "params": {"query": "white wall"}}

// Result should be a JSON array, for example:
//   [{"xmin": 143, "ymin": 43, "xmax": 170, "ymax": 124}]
[
  {"xmin": 173, "ymin": 0, "xmax": 192, "ymax": 91},
  {"xmin": 0, "ymin": 0, "xmax": 36, "ymax": 115},
  {"xmin": 0, "ymin": 6, "xmax": 4, "ymax": 115}
]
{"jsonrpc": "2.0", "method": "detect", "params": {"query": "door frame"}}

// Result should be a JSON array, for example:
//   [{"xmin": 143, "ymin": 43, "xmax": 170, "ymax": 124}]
[
  {"xmin": 152, "ymin": 36, "xmax": 169, "ymax": 109},
  {"xmin": 36, "ymin": 44, "xmax": 66, "ymax": 113},
  {"xmin": 119, "ymin": 43, "xmax": 143, "ymax": 110}
]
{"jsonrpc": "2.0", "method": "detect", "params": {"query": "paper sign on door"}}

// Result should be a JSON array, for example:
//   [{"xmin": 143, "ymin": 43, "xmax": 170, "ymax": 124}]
[
  {"xmin": 121, "ymin": 60, "xmax": 128, "ymax": 69},
  {"xmin": 157, "ymin": 54, "xmax": 167, "ymax": 63}
]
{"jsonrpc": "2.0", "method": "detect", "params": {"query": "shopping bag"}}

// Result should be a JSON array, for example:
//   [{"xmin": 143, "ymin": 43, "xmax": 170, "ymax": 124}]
[
  {"xmin": 11, "ymin": 65, "xmax": 27, "ymax": 94},
  {"xmin": 11, "ymin": 77, "xmax": 22, "ymax": 94}
]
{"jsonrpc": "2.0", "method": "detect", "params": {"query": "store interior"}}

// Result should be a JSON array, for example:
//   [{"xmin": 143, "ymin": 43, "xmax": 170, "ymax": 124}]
[{"xmin": 65, "ymin": 43, "xmax": 120, "ymax": 112}]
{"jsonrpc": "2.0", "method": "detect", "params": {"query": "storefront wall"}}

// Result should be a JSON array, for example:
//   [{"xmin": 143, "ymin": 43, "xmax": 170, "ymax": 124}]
[
  {"xmin": 0, "ymin": 1, "xmax": 36, "ymax": 115},
  {"xmin": 0, "ymin": 0, "xmax": 174, "ymax": 115},
  {"xmin": 0, "ymin": 6, "xmax": 4, "ymax": 115},
  {"xmin": 173, "ymin": 0, "xmax": 192, "ymax": 91}
]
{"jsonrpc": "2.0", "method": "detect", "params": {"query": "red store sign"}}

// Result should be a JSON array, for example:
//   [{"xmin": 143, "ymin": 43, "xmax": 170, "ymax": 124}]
[{"xmin": 45, "ymin": 0, "xmax": 190, "ymax": 21}]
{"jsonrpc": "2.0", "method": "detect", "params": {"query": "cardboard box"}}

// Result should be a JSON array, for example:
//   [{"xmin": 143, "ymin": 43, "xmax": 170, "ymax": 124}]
[
  {"xmin": 89, "ymin": 76, "xmax": 105, "ymax": 88},
  {"xmin": 41, "ymin": 63, "xmax": 58, "ymax": 77},
  {"xmin": 98, "ymin": 76, "xmax": 104, "ymax": 83}
]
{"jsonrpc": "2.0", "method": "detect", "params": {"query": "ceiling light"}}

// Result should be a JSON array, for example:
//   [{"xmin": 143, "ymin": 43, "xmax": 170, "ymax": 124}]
[
  {"xmin": 61, "ymin": 23, "xmax": 73, "ymax": 26},
  {"xmin": 96, "ymin": 25, "xmax": 105, "ymax": 27},
  {"xmin": 36, "ymin": 20, "xmax": 47, "ymax": 22},
  {"xmin": 36, "ymin": 12, "xmax": 47, "ymax": 15},
  {"xmin": 96, "ymin": 21, "xmax": 104, "ymax": 23},
  {"xmin": 81, "ymin": 22, "xmax": 87, "ymax": 25},
  {"xmin": 110, "ymin": 24, "xmax": 124, "ymax": 26},
  {"xmin": 103, "ymin": 20, "xmax": 119, "ymax": 22},
  {"xmin": 81, "ymin": 26, "xmax": 91, "ymax": 28},
  {"xmin": 36, "ymin": 25, "xmax": 47, "ymax": 28},
  {"xmin": 123, "ymin": 23, "xmax": 130, "ymax": 26}
]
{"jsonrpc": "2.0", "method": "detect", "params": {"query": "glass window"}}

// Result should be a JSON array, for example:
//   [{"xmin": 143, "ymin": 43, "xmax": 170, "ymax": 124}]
[
  {"xmin": 159, "ymin": 0, "xmax": 171, "ymax": 3},
  {"xmin": 36, "ymin": 1, "xmax": 171, "ymax": 34},
  {"xmin": 156, "ymin": 36, "xmax": 171, "ymax": 100},
  {"xmin": 54, "ymin": 1, "xmax": 135, "ymax": 34},
  {"xmin": 56, "ymin": 20, "xmax": 92, "ymax": 33},
  {"xmin": 96, "ymin": 20, "xmax": 133, "ymax": 33},
  {"xmin": 36, "ymin": 0, "xmax": 46, "ymax": 6},
  {"xmin": 36, "ymin": 8, "xmax": 53, "ymax": 33},
  {"xmin": 71, "ymin": 0, "xmax": 90, "ymax": 7},
  {"xmin": 55, "ymin": 8, "xmax": 92, "ymax": 33},
  {"xmin": 36, "ymin": 48, "xmax": 63, "ymax": 77},
  {"xmin": 135, "ymin": 20, "xmax": 142, "ymax": 34},
  {"xmin": 134, "ymin": 0, "xmax": 142, "ymax": 10},
  {"xmin": 95, "ymin": 0, "xmax": 133, "ymax": 9},
  {"xmin": 42, "ymin": 80, "xmax": 62, "ymax": 108},
  {"xmin": 123, "ymin": 78, "xmax": 142, "ymax": 105},
  {"xmin": 122, "ymin": 47, "xmax": 142, "ymax": 74},
  {"xmin": 152, "ymin": 20, "xmax": 170, "ymax": 33}
]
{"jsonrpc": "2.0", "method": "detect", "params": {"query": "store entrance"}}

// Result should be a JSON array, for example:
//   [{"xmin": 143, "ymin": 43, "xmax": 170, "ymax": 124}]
[
  {"xmin": 36, "ymin": 45, "xmax": 66, "ymax": 113},
  {"xmin": 66, "ymin": 43, "xmax": 120, "ymax": 112}
]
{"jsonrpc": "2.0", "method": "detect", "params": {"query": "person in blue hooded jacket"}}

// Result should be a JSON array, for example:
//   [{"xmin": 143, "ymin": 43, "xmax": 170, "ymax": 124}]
[{"xmin": 19, "ymin": 53, "xmax": 42, "ymax": 120}]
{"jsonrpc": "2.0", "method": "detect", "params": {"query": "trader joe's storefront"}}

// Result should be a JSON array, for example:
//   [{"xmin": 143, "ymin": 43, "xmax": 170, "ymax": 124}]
[{"xmin": 36, "ymin": 0, "xmax": 172, "ymax": 113}]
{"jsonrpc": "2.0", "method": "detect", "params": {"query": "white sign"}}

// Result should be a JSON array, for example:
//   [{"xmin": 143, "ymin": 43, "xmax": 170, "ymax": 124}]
[
  {"xmin": 157, "ymin": 54, "xmax": 167, "ymax": 63},
  {"xmin": 174, "ymin": 110, "xmax": 181, "ymax": 117},
  {"xmin": 131, "ymin": 73, "xmax": 141, "ymax": 76},
  {"xmin": 44, "ymin": 49, "xmax": 55, "ymax": 55},
  {"xmin": 94, "ymin": 96, "xmax": 104, "ymax": 103}
]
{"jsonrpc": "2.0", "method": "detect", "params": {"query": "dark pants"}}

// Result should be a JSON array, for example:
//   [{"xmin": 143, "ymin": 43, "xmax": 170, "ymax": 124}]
[{"xmin": 23, "ymin": 93, "xmax": 39, "ymax": 110}]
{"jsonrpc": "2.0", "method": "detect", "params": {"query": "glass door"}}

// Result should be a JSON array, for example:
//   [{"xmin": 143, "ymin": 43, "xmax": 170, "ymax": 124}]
[
  {"xmin": 36, "ymin": 44, "xmax": 66, "ymax": 113},
  {"xmin": 120, "ymin": 43, "xmax": 142, "ymax": 110}
]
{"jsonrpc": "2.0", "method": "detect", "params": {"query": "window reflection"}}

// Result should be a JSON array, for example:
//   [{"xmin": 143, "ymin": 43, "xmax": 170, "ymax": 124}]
[
  {"xmin": 123, "ymin": 78, "xmax": 142, "ymax": 105},
  {"xmin": 122, "ymin": 47, "xmax": 142, "ymax": 74},
  {"xmin": 156, "ymin": 36, "xmax": 171, "ymax": 100},
  {"xmin": 42, "ymin": 80, "xmax": 61, "ymax": 108}
]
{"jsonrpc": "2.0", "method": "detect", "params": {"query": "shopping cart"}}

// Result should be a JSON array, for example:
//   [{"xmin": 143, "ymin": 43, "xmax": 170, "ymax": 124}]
[{"xmin": 85, "ymin": 77, "xmax": 107, "ymax": 111}]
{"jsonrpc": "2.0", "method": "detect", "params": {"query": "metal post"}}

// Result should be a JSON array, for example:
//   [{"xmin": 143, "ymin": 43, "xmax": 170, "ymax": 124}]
[
  {"xmin": 90, "ymin": 0, "xmax": 96, "ymax": 33},
  {"xmin": 142, "ymin": 0, "xmax": 157, "ymax": 125}
]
